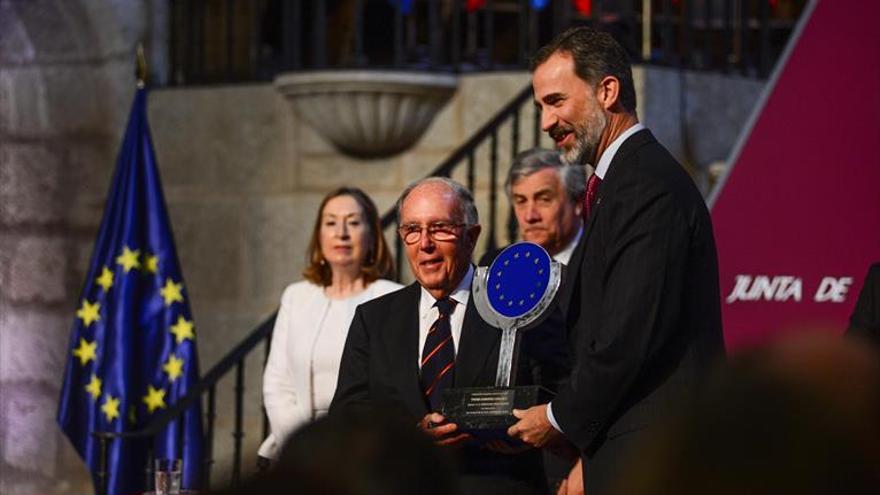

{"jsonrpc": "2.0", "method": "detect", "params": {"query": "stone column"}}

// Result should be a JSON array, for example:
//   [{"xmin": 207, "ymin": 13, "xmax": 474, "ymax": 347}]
[{"xmin": 0, "ymin": 1, "xmax": 148, "ymax": 493}]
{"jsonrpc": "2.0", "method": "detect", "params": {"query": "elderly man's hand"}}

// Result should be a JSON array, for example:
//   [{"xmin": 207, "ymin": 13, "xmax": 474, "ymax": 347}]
[
  {"xmin": 418, "ymin": 412, "xmax": 472, "ymax": 447},
  {"xmin": 506, "ymin": 404, "xmax": 561, "ymax": 447},
  {"xmin": 556, "ymin": 459, "xmax": 584, "ymax": 495}
]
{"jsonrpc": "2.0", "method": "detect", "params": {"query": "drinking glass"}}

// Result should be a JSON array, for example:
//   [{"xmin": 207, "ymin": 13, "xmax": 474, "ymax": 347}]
[{"xmin": 154, "ymin": 458, "xmax": 182, "ymax": 495}]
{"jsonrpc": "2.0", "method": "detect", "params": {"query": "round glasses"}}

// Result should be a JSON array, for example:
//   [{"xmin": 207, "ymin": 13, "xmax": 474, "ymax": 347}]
[{"xmin": 397, "ymin": 222, "xmax": 468, "ymax": 245}]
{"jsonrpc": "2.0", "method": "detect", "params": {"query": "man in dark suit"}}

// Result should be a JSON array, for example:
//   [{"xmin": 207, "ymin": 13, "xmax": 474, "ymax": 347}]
[
  {"xmin": 507, "ymin": 27, "xmax": 726, "ymax": 495},
  {"xmin": 847, "ymin": 262, "xmax": 880, "ymax": 347},
  {"xmin": 332, "ymin": 177, "xmax": 548, "ymax": 494}
]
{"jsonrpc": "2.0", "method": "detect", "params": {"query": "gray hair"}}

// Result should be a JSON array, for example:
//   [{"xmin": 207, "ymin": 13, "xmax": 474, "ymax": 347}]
[
  {"xmin": 504, "ymin": 148, "xmax": 587, "ymax": 203},
  {"xmin": 396, "ymin": 177, "xmax": 479, "ymax": 226}
]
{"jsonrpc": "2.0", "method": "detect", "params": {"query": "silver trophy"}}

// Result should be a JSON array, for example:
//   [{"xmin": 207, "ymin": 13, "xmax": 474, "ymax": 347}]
[{"xmin": 442, "ymin": 242, "xmax": 562, "ymax": 433}]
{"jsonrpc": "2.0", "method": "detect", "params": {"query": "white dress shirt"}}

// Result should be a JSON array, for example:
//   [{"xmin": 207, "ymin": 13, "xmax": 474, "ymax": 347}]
[
  {"xmin": 417, "ymin": 265, "xmax": 474, "ymax": 368},
  {"xmin": 554, "ymin": 226, "xmax": 583, "ymax": 266},
  {"xmin": 547, "ymin": 122, "xmax": 646, "ymax": 432},
  {"xmin": 592, "ymin": 123, "xmax": 645, "ymax": 180}
]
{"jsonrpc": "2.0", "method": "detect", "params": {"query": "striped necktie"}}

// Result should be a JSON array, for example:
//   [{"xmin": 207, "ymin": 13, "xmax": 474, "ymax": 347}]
[
  {"xmin": 583, "ymin": 173, "xmax": 602, "ymax": 220},
  {"xmin": 421, "ymin": 298, "xmax": 457, "ymax": 412}
]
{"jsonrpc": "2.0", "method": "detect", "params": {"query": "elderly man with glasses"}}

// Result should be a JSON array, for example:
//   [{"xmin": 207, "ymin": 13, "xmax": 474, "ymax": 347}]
[{"xmin": 332, "ymin": 177, "xmax": 551, "ymax": 495}]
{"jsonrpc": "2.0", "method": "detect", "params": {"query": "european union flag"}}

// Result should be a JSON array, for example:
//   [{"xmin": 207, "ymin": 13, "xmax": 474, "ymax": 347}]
[
  {"xmin": 57, "ymin": 86, "xmax": 203, "ymax": 495},
  {"xmin": 487, "ymin": 243, "xmax": 551, "ymax": 318}
]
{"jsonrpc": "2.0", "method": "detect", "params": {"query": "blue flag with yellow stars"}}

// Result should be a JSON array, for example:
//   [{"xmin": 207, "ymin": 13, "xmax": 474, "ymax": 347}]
[{"xmin": 57, "ymin": 86, "xmax": 203, "ymax": 495}]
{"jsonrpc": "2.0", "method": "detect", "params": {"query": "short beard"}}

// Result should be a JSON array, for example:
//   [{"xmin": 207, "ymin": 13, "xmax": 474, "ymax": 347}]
[{"xmin": 561, "ymin": 106, "xmax": 607, "ymax": 167}]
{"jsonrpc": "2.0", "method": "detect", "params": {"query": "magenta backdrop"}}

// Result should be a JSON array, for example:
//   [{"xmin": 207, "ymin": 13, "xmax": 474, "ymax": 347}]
[{"xmin": 710, "ymin": 0, "xmax": 880, "ymax": 352}]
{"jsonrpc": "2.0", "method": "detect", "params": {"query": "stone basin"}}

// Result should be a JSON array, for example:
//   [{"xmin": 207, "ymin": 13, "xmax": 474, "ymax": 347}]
[{"xmin": 274, "ymin": 71, "xmax": 459, "ymax": 158}]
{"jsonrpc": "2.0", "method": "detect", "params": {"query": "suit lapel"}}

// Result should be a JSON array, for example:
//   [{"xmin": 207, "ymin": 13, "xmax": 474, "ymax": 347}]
[
  {"xmin": 561, "ymin": 129, "xmax": 655, "ymax": 313},
  {"xmin": 386, "ymin": 284, "xmax": 424, "ymax": 410},
  {"xmin": 561, "ymin": 192, "xmax": 600, "ymax": 314},
  {"xmin": 602, "ymin": 128, "xmax": 654, "ymax": 184},
  {"xmin": 560, "ymin": 231, "xmax": 585, "ymax": 314},
  {"xmin": 454, "ymin": 297, "xmax": 500, "ymax": 387}
]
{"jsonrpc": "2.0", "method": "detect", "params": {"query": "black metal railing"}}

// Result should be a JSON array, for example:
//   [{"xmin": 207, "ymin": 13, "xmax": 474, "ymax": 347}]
[
  {"xmin": 166, "ymin": 0, "xmax": 805, "ymax": 86},
  {"xmin": 93, "ymin": 313, "xmax": 277, "ymax": 494},
  {"xmin": 380, "ymin": 83, "xmax": 540, "ymax": 277}
]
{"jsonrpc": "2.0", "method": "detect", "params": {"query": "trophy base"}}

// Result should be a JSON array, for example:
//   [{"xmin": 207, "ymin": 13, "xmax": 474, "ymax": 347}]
[{"xmin": 441, "ymin": 386, "xmax": 553, "ymax": 440}]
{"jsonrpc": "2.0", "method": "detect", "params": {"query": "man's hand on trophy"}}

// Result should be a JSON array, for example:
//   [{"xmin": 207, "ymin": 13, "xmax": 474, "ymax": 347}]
[
  {"xmin": 507, "ymin": 404, "xmax": 562, "ymax": 447},
  {"xmin": 418, "ymin": 412, "xmax": 472, "ymax": 447}
]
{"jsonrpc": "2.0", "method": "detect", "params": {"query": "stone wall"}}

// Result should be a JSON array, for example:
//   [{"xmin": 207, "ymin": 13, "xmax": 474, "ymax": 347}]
[
  {"xmin": 0, "ymin": 1, "xmax": 164, "ymax": 493},
  {"xmin": 640, "ymin": 66, "xmax": 765, "ymax": 192}
]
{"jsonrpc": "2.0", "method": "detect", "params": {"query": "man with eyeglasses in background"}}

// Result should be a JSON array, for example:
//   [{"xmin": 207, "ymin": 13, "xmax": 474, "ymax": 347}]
[{"xmin": 332, "ymin": 177, "xmax": 550, "ymax": 494}]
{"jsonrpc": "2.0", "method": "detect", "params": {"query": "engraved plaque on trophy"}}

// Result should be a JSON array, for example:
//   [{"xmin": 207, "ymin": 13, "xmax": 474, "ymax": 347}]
[{"xmin": 441, "ymin": 242, "xmax": 562, "ymax": 436}]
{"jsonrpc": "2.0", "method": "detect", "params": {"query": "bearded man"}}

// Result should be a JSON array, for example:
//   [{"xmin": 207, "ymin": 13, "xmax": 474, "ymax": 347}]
[{"xmin": 507, "ymin": 27, "xmax": 726, "ymax": 495}]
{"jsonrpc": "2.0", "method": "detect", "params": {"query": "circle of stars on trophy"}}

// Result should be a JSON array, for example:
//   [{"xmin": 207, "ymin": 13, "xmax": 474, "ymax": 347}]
[{"xmin": 441, "ymin": 241, "xmax": 562, "ymax": 438}]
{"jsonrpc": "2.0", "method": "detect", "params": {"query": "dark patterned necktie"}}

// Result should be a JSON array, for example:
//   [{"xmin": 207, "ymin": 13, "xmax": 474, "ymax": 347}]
[
  {"xmin": 583, "ymin": 173, "xmax": 602, "ymax": 220},
  {"xmin": 420, "ymin": 298, "xmax": 457, "ymax": 412}
]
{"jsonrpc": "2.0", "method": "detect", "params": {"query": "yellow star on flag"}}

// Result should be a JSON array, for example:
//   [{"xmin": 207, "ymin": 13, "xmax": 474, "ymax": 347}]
[
  {"xmin": 143, "ymin": 385, "xmax": 167, "ymax": 413},
  {"xmin": 72, "ymin": 337, "xmax": 97, "ymax": 366},
  {"xmin": 169, "ymin": 316, "xmax": 195, "ymax": 344},
  {"xmin": 85, "ymin": 374, "xmax": 102, "ymax": 400},
  {"xmin": 116, "ymin": 246, "xmax": 141, "ymax": 273},
  {"xmin": 144, "ymin": 254, "xmax": 159, "ymax": 274},
  {"xmin": 101, "ymin": 394, "xmax": 120, "ymax": 422},
  {"xmin": 95, "ymin": 266, "xmax": 114, "ymax": 291},
  {"xmin": 76, "ymin": 299, "xmax": 101, "ymax": 327},
  {"xmin": 159, "ymin": 278, "xmax": 184, "ymax": 306},
  {"xmin": 163, "ymin": 354, "xmax": 185, "ymax": 382}
]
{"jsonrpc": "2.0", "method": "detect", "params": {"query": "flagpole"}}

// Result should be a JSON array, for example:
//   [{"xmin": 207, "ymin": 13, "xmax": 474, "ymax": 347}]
[
  {"xmin": 92, "ymin": 44, "xmax": 149, "ymax": 495},
  {"xmin": 136, "ymin": 43, "xmax": 147, "ymax": 89},
  {"xmin": 96, "ymin": 431, "xmax": 110, "ymax": 495}
]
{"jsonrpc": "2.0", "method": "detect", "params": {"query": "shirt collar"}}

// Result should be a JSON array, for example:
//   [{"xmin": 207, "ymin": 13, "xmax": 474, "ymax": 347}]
[
  {"xmin": 593, "ymin": 122, "xmax": 645, "ymax": 180},
  {"xmin": 419, "ymin": 264, "xmax": 474, "ymax": 317},
  {"xmin": 554, "ymin": 225, "xmax": 583, "ymax": 265}
]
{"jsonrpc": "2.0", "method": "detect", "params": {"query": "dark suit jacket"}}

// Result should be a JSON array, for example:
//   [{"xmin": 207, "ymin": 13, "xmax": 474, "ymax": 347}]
[
  {"xmin": 331, "ymin": 282, "xmax": 548, "ymax": 494},
  {"xmin": 554, "ymin": 129, "xmax": 725, "ymax": 490},
  {"xmin": 847, "ymin": 262, "xmax": 880, "ymax": 347}
]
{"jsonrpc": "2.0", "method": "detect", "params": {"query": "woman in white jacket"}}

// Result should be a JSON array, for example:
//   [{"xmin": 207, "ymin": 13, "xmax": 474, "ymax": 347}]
[{"xmin": 259, "ymin": 187, "xmax": 402, "ymax": 461}]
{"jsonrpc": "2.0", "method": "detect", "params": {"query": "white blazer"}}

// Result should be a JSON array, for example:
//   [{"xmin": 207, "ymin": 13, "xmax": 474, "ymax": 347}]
[{"xmin": 258, "ymin": 279, "xmax": 402, "ymax": 459}]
